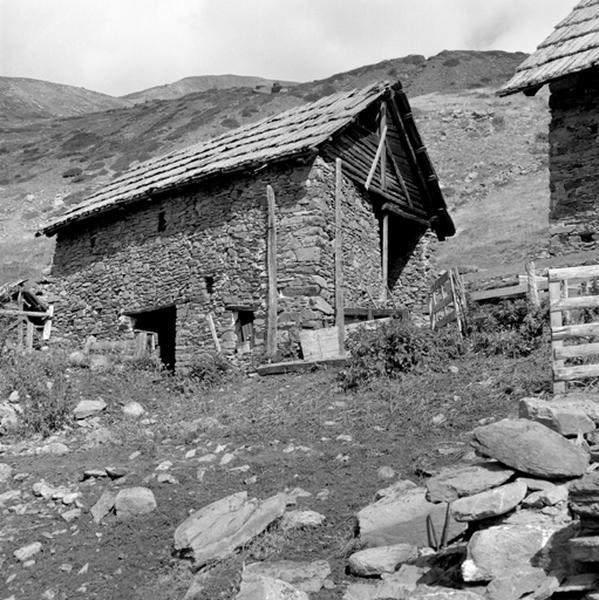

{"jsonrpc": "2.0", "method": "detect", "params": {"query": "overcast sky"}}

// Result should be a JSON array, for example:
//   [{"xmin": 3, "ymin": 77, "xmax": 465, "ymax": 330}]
[{"xmin": 0, "ymin": 0, "xmax": 578, "ymax": 97}]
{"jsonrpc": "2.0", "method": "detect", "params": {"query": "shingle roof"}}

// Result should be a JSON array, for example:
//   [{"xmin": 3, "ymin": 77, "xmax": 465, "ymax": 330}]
[
  {"xmin": 499, "ymin": 0, "xmax": 599, "ymax": 96},
  {"xmin": 40, "ymin": 82, "xmax": 393, "ymax": 236}
]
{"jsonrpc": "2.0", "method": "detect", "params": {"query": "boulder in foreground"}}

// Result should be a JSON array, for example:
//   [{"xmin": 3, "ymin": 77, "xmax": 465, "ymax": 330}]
[{"xmin": 174, "ymin": 491, "xmax": 287, "ymax": 566}]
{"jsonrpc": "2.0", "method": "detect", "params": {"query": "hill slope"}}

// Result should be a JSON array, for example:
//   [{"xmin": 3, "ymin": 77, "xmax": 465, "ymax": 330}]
[
  {"xmin": 0, "ymin": 50, "xmax": 547, "ymax": 285},
  {"xmin": 122, "ymin": 75, "xmax": 298, "ymax": 104},
  {"xmin": 0, "ymin": 77, "xmax": 131, "ymax": 122}
]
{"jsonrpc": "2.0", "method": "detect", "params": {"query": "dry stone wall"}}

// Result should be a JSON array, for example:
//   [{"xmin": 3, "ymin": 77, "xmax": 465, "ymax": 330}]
[
  {"xmin": 548, "ymin": 68, "xmax": 599, "ymax": 255},
  {"xmin": 48, "ymin": 155, "xmax": 433, "ymax": 368}
]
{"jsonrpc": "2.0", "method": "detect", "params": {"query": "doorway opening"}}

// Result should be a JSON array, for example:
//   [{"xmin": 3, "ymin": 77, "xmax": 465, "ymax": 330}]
[{"xmin": 128, "ymin": 305, "xmax": 177, "ymax": 369}]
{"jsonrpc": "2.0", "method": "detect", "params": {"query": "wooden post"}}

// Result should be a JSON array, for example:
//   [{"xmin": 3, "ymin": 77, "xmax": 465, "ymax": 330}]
[
  {"xmin": 42, "ymin": 305, "xmax": 54, "ymax": 341},
  {"xmin": 379, "ymin": 104, "xmax": 387, "ymax": 190},
  {"xmin": 25, "ymin": 320, "xmax": 34, "ymax": 353},
  {"xmin": 526, "ymin": 261, "xmax": 540, "ymax": 308},
  {"xmin": 16, "ymin": 290, "xmax": 23, "ymax": 350},
  {"xmin": 335, "ymin": 158, "xmax": 345, "ymax": 357},
  {"xmin": 206, "ymin": 313, "xmax": 221, "ymax": 353},
  {"xmin": 381, "ymin": 213, "xmax": 389, "ymax": 302},
  {"xmin": 266, "ymin": 185, "xmax": 278, "ymax": 358}
]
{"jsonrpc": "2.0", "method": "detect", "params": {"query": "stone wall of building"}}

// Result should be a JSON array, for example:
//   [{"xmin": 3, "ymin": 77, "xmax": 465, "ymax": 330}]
[
  {"xmin": 49, "ymin": 154, "xmax": 433, "ymax": 368},
  {"xmin": 548, "ymin": 68, "xmax": 599, "ymax": 255}
]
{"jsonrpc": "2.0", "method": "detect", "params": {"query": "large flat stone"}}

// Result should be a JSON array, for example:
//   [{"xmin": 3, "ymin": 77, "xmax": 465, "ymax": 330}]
[
  {"xmin": 519, "ymin": 397, "xmax": 597, "ymax": 435},
  {"xmin": 462, "ymin": 523, "xmax": 575, "ymax": 582},
  {"xmin": 426, "ymin": 462, "xmax": 514, "ymax": 503},
  {"xmin": 358, "ymin": 486, "xmax": 467, "ymax": 548},
  {"xmin": 174, "ymin": 491, "xmax": 286, "ymax": 566},
  {"xmin": 348, "ymin": 543, "xmax": 418, "ymax": 576},
  {"xmin": 451, "ymin": 480, "xmax": 527, "ymax": 522},
  {"xmin": 471, "ymin": 418, "xmax": 589, "ymax": 479}
]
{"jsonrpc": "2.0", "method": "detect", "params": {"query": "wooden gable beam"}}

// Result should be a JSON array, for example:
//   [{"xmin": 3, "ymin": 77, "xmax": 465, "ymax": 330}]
[
  {"xmin": 384, "ymin": 140, "xmax": 413, "ymax": 208},
  {"xmin": 365, "ymin": 125, "xmax": 387, "ymax": 191}
]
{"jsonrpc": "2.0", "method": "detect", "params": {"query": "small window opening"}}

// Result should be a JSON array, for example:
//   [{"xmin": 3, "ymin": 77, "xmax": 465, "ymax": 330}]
[
  {"xmin": 158, "ymin": 210, "xmax": 166, "ymax": 232},
  {"xmin": 580, "ymin": 231, "xmax": 594, "ymax": 243},
  {"xmin": 205, "ymin": 276, "xmax": 215, "ymax": 295},
  {"xmin": 236, "ymin": 311, "xmax": 255, "ymax": 348},
  {"xmin": 90, "ymin": 235, "xmax": 97, "ymax": 249}
]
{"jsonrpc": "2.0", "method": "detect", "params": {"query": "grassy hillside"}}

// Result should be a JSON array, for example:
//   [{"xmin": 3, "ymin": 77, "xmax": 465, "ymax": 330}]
[
  {"xmin": 0, "ymin": 77, "xmax": 132, "ymax": 122},
  {"xmin": 0, "ymin": 50, "xmax": 545, "ymax": 285},
  {"xmin": 122, "ymin": 74, "xmax": 298, "ymax": 104}
]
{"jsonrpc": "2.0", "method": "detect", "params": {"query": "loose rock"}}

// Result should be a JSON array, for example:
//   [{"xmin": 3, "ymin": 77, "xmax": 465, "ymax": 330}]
[
  {"xmin": 519, "ymin": 396, "xmax": 597, "ymax": 436},
  {"xmin": 236, "ymin": 573, "xmax": 308, "ymax": 600},
  {"xmin": 73, "ymin": 399, "xmax": 107, "ymax": 420},
  {"xmin": 173, "ymin": 491, "xmax": 287, "ymax": 566},
  {"xmin": 426, "ymin": 461, "xmax": 515, "ymax": 503},
  {"xmin": 471, "ymin": 419, "xmax": 589, "ymax": 478},
  {"xmin": 451, "ymin": 480, "xmax": 527, "ymax": 522},
  {"xmin": 14, "ymin": 541, "xmax": 42, "ymax": 562},
  {"xmin": 280, "ymin": 509, "xmax": 325, "ymax": 530},
  {"xmin": 348, "ymin": 543, "xmax": 418, "ymax": 576},
  {"xmin": 122, "ymin": 401, "xmax": 145, "ymax": 418},
  {"xmin": 114, "ymin": 487, "xmax": 156, "ymax": 518}
]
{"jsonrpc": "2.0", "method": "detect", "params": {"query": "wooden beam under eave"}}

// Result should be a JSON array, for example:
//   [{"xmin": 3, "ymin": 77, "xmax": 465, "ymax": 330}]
[
  {"xmin": 384, "ymin": 140, "xmax": 413, "ymax": 208},
  {"xmin": 365, "ymin": 125, "xmax": 387, "ymax": 191},
  {"xmin": 382, "ymin": 202, "xmax": 430, "ymax": 227},
  {"xmin": 379, "ymin": 104, "xmax": 387, "ymax": 191}
]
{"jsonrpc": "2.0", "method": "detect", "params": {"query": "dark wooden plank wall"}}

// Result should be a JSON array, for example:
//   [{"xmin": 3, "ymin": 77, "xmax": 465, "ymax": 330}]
[{"xmin": 322, "ymin": 119, "xmax": 428, "ymax": 221}]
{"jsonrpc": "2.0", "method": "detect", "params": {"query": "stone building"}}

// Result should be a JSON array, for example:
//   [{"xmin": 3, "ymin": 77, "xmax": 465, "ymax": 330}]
[
  {"xmin": 39, "ymin": 81, "xmax": 454, "ymax": 369},
  {"xmin": 499, "ymin": 0, "xmax": 599, "ymax": 256}
]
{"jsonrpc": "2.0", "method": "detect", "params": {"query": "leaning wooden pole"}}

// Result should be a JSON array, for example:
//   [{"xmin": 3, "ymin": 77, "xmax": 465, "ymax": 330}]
[
  {"xmin": 266, "ymin": 185, "xmax": 278, "ymax": 358},
  {"xmin": 335, "ymin": 159, "xmax": 345, "ymax": 356},
  {"xmin": 381, "ymin": 213, "xmax": 389, "ymax": 302}
]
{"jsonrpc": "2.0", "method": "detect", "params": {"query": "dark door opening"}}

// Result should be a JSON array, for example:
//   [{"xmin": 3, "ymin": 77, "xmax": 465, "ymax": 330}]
[{"xmin": 129, "ymin": 305, "xmax": 176, "ymax": 369}]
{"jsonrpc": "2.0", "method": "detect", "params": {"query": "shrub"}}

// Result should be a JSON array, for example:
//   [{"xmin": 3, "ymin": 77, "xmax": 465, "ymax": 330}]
[
  {"xmin": 0, "ymin": 350, "xmax": 73, "ymax": 437},
  {"xmin": 467, "ymin": 298, "xmax": 549, "ymax": 358},
  {"xmin": 184, "ymin": 353, "xmax": 232, "ymax": 388},
  {"xmin": 338, "ymin": 319, "xmax": 465, "ymax": 389}
]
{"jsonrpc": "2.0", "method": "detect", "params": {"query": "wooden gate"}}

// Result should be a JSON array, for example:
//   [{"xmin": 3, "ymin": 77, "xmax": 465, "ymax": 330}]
[
  {"xmin": 429, "ymin": 268, "xmax": 467, "ymax": 334},
  {"xmin": 548, "ymin": 264, "xmax": 599, "ymax": 393}
]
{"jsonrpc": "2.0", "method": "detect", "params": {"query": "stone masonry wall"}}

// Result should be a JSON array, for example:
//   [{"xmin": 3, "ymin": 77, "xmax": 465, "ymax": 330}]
[
  {"xmin": 548, "ymin": 68, "xmax": 599, "ymax": 255},
  {"xmin": 49, "ymin": 155, "xmax": 432, "ymax": 368}
]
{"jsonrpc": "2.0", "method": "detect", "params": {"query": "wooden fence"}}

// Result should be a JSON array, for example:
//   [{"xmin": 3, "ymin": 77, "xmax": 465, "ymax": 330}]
[
  {"xmin": 429, "ymin": 269, "xmax": 467, "ymax": 334},
  {"xmin": 548, "ymin": 264, "xmax": 599, "ymax": 393}
]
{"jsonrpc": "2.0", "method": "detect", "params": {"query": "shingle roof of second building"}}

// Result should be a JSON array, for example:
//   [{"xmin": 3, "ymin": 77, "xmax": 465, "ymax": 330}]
[
  {"xmin": 40, "ymin": 83, "xmax": 391, "ymax": 236},
  {"xmin": 500, "ymin": 0, "xmax": 599, "ymax": 96}
]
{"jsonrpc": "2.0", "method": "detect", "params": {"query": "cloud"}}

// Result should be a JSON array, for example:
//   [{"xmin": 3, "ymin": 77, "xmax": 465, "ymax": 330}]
[{"xmin": 0, "ymin": 0, "xmax": 579, "ymax": 96}]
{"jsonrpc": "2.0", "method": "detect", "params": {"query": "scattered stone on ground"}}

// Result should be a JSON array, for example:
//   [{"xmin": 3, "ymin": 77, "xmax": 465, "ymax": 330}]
[
  {"xmin": 280, "ymin": 509, "xmax": 325, "ymax": 530},
  {"xmin": 122, "ymin": 401, "xmax": 145, "ymax": 417},
  {"xmin": 173, "ymin": 491, "xmax": 287, "ymax": 566},
  {"xmin": 0, "ymin": 462, "xmax": 13, "ymax": 483},
  {"xmin": 114, "ymin": 487, "xmax": 156, "ymax": 519},
  {"xmin": 90, "ymin": 489, "xmax": 117, "ymax": 523},
  {"xmin": 471, "ymin": 418, "xmax": 589, "ymax": 478},
  {"xmin": 73, "ymin": 399, "xmax": 107, "ymax": 420},
  {"xmin": 14, "ymin": 541, "xmax": 42, "ymax": 563},
  {"xmin": 376, "ymin": 465, "xmax": 396, "ymax": 480}
]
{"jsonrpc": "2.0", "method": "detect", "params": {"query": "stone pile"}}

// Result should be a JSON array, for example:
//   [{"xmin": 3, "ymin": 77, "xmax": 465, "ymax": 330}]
[{"xmin": 343, "ymin": 393, "xmax": 599, "ymax": 600}]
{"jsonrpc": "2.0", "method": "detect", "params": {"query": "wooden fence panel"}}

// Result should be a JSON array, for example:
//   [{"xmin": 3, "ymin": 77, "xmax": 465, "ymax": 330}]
[{"xmin": 548, "ymin": 265, "xmax": 599, "ymax": 393}]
